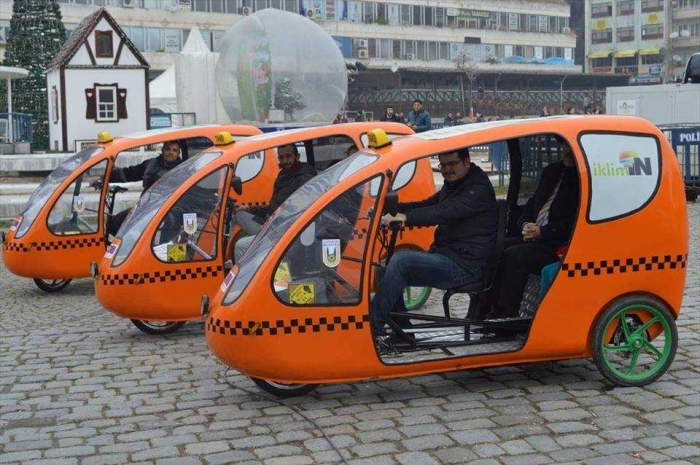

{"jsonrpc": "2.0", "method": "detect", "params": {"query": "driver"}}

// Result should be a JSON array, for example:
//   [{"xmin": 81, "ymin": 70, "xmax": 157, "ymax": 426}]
[
  {"xmin": 233, "ymin": 144, "xmax": 317, "ymax": 260},
  {"xmin": 371, "ymin": 148, "xmax": 497, "ymax": 346},
  {"xmin": 103, "ymin": 140, "xmax": 183, "ymax": 237}
]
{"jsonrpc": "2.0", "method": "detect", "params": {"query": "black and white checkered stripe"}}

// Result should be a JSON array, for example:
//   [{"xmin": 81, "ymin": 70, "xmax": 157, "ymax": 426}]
[
  {"xmin": 561, "ymin": 254, "xmax": 687, "ymax": 278},
  {"xmin": 207, "ymin": 314, "xmax": 370, "ymax": 336},
  {"xmin": 4, "ymin": 237, "xmax": 105, "ymax": 253},
  {"xmin": 100, "ymin": 265, "xmax": 224, "ymax": 286}
]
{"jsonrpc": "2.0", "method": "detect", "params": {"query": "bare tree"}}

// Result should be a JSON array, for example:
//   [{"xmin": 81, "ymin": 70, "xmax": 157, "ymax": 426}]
[{"xmin": 453, "ymin": 47, "xmax": 479, "ymax": 119}]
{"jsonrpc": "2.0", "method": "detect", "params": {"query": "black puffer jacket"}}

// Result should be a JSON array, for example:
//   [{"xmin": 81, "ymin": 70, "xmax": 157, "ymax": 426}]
[
  {"xmin": 399, "ymin": 163, "xmax": 498, "ymax": 270},
  {"xmin": 248, "ymin": 163, "xmax": 317, "ymax": 220},
  {"xmin": 111, "ymin": 155, "xmax": 181, "ymax": 192}
]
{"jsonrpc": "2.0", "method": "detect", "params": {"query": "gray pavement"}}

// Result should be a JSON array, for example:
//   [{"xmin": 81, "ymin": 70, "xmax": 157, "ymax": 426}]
[{"xmin": 1, "ymin": 203, "xmax": 698, "ymax": 465}]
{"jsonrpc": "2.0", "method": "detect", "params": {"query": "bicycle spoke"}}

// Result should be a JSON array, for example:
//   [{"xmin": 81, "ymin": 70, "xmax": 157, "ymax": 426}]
[
  {"xmin": 632, "ymin": 317, "xmax": 659, "ymax": 339},
  {"xmin": 626, "ymin": 349, "xmax": 641, "ymax": 375},
  {"xmin": 620, "ymin": 310, "xmax": 632, "ymax": 340},
  {"xmin": 642, "ymin": 340, "xmax": 663, "ymax": 358},
  {"xmin": 604, "ymin": 343, "xmax": 631, "ymax": 352}
]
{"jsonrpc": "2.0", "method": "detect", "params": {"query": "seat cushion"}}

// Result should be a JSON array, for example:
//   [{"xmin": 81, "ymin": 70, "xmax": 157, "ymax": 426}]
[{"xmin": 447, "ymin": 281, "xmax": 485, "ymax": 293}]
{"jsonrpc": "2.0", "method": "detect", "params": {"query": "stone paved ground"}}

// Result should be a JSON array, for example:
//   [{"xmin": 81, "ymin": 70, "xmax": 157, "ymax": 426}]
[{"xmin": 1, "ymin": 203, "xmax": 698, "ymax": 465}]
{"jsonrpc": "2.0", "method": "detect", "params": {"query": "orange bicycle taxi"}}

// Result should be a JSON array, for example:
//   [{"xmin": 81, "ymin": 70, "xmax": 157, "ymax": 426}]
[
  {"xmin": 95, "ymin": 122, "xmax": 432, "ymax": 335},
  {"xmin": 1, "ymin": 125, "xmax": 261, "ymax": 293},
  {"xmin": 203, "ymin": 116, "xmax": 688, "ymax": 396}
]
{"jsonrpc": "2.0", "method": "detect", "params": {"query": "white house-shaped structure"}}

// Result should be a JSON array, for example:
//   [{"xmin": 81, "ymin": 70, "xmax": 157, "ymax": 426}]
[{"xmin": 46, "ymin": 8, "xmax": 150, "ymax": 152}]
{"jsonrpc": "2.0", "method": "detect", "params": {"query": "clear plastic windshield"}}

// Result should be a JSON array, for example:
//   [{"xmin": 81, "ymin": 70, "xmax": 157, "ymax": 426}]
[
  {"xmin": 15, "ymin": 147, "xmax": 104, "ymax": 238},
  {"xmin": 111, "ymin": 151, "xmax": 223, "ymax": 266},
  {"xmin": 223, "ymin": 152, "xmax": 378, "ymax": 305}
]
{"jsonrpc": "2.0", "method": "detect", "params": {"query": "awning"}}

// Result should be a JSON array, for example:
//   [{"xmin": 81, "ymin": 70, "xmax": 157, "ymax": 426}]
[
  {"xmin": 614, "ymin": 49, "xmax": 637, "ymax": 58},
  {"xmin": 588, "ymin": 50, "xmax": 612, "ymax": 59},
  {"xmin": 639, "ymin": 47, "xmax": 661, "ymax": 56}
]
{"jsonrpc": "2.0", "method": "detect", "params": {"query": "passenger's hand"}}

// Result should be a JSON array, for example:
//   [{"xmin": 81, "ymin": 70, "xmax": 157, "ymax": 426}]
[
  {"xmin": 236, "ymin": 204, "xmax": 248, "ymax": 212},
  {"xmin": 522, "ymin": 224, "xmax": 541, "ymax": 242},
  {"xmin": 381, "ymin": 213, "xmax": 406, "ymax": 226}
]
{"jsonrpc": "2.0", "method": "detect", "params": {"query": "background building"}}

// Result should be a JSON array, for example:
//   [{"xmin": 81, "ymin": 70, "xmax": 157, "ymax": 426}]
[
  {"xmin": 1, "ymin": 0, "xmax": 629, "ymax": 117},
  {"xmin": 585, "ymin": 0, "xmax": 700, "ymax": 85}
]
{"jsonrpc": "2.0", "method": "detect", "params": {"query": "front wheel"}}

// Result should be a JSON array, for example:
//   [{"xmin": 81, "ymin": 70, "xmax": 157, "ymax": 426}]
[
  {"xmin": 251, "ymin": 377, "xmax": 318, "ymax": 397},
  {"xmin": 33, "ymin": 279, "xmax": 72, "ymax": 293},
  {"xmin": 592, "ymin": 296, "xmax": 677, "ymax": 387},
  {"xmin": 131, "ymin": 319, "xmax": 185, "ymax": 335},
  {"xmin": 403, "ymin": 286, "xmax": 432, "ymax": 311}
]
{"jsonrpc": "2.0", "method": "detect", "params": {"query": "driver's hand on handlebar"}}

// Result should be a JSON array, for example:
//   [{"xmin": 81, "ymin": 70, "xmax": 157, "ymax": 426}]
[
  {"xmin": 89, "ymin": 176, "xmax": 104, "ymax": 189},
  {"xmin": 380, "ymin": 213, "xmax": 407, "ymax": 227}
]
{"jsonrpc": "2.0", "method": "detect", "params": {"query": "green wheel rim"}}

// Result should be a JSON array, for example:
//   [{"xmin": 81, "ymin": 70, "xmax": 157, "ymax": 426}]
[
  {"xmin": 403, "ymin": 286, "xmax": 431, "ymax": 311},
  {"xmin": 601, "ymin": 304, "xmax": 673, "ymax": 382}
]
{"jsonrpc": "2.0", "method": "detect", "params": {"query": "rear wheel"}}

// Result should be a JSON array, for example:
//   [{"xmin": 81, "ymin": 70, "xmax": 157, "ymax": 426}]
[
  {"xmin": 592, "ymin": 296, "xmax": 677, "ymax": 387},
  {"xmin": 33, "ymin": 279, "xmax": 72, "ymax": 293},
  {"xmin": 251, "ymin": 377, "xmax": 318, "ymax": 397},
  {"xmin": 131, "ymin": 319, "xmax": 185, "ymax": 335},
  {"xmin": 403, "ymin": 285, "xmax": 432, "ymax": 311}
]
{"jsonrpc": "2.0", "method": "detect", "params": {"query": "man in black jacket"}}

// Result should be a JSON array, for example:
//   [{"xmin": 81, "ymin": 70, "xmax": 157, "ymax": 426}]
[
  {"xmin": 234, "ymin": 144, "xmax": 317, "ymax": 260},
  {"xmin": 379, "ymin": 106, "xmax": 401, "ymax": 123},
  {"xmin": 106, "ymin": 140, "xmax": 182, "ymax": 237},
  {"xmin": 371, "ymin": 148, "xmax": 497, "ymax": 340},
  {"xmin": 494, "ymin": 137, "xmax": 579, "ymax": 318}
]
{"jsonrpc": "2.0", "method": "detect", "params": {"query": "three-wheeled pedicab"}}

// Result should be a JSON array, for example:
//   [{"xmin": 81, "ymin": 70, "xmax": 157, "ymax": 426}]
[
  {"xmin": 1, "ymin": 125, "xmax": 262, "ymax": 293},
  {"xmin": 204, "ymin": 116, "xmax": 688, "ymax": 396},
  {"xmin": 95, "ymin": 122, "xmax": 434, "ymax": 334}
]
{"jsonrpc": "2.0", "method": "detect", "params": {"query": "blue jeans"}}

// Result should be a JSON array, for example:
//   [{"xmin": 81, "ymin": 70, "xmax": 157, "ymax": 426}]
[{"xmin": 370, "ymin": 250, "xmax": 483, "ymax": 334}]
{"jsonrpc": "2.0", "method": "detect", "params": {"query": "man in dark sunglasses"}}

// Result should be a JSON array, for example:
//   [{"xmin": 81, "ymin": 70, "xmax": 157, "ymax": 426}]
[{"xmin": 370, "ymin": 148, "xmax": 498, "ymax": 346}]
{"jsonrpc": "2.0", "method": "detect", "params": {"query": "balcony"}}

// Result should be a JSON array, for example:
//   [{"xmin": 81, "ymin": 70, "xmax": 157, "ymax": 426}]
[{"xmin": 672, "ymin": 35, "xmax": 700, "ymax": 48}]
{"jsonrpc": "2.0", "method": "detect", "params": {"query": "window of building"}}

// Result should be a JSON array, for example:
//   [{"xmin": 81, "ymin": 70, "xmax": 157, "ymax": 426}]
[
  {"xmin": 96, "ymin": 86, "xmax": 118, "ymax": 122},
  {"xmin": 641, "ymin": 24, "xmax": 663, "ymax": 39},
  {"xmin": 95, "ymin": 30, "xmax": 113, "ymax": 57},
  {"xmin": 617, "ymin": 26, "xmax": 635, "ymax": 42},
  {"xmin": 400, "ymin": 4, "xmax": 411, "ymax": 25},
  {"xmin": 642, "ymin": 54, "xmax": 663, "ymax": 64},
  {"xmin": 435, "ymin": 8, "xmax": 444, "ymax": 27},
  {"xmin": 416, "ymin": 41, "xmax": 426, "ymax": 60},
  {"xmin": 363, "ymin": 1, "xmax": 375, "ymax": 23},
  {"xmin": 127, "ymin": 26, "xmax": 145, "ymax": 50},
  {"xmin": 392, "ymin": 40, "xmax": 401, "ymax": 59},
  {"xmin": 376, "ymin": 3, "xmax": 387, "ymax": 23},
  {"xmin": 509, "ymin": 13, "xmax": 519, "ymax": 30},
  {"xmin": 439, "ymin": 42, "xmax": 449, "ymax": 60},
  {"xmin": 424, "ymin": 6, "xmax": 434, "ymax": 27},
  {"xmin": 412, "ymin": 5, "xmax": 422, "ymax": 26},
  {"xmin": 592, "ymin": 29, "xmax": 612, "ymax": 44},
  {"xmin": 641, "ymin": 0, "xmax": 664, "ymax": 12},
  {"xmin": 591, "ymin": 2, "xmax": 612, "ymax": 17},
  {"xmin": 677, "ymin": 0, "xmax": 699, "ymax": 8},
  {"xmin": 147, "ymin": 27, "xmax": 162, "ymax": 51},
  {"xmin": 591, "ymin": 56, "xmax": 612, "ymax": 68},
  {"xmin": 616, "ymin": 56, "xmax": 637, "ymax": 66},
  {"xmin": 616, "ymin": 0, "xmax": 634, "ymax": 15}
]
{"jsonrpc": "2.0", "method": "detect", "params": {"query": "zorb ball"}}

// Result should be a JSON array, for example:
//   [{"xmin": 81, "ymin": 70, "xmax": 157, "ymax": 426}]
[{"xmin": 216, "ymin": 9, "xmax": 348, "ymax": 123}]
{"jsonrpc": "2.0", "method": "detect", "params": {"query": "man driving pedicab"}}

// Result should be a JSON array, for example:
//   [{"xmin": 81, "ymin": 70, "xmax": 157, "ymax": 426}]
[{"xmin": 371, "ymin": 148, "xmax": 498, "ymax": 346}]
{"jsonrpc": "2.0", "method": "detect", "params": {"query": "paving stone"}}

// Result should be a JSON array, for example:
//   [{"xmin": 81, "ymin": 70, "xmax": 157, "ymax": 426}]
[{"xmin": 402, "ymin": 434, "xmax": 454, "ymax": 451}]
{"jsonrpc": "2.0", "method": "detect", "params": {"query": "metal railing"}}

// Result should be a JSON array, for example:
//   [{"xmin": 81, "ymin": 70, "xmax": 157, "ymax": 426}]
[{"xmin": 0, "ymin": 112, "xmax": 33, "ymax": 144}]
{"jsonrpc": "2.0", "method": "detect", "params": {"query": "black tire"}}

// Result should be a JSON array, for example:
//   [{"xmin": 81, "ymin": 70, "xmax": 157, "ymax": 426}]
[
  {"xmin": 130, "ymin": 319, "xmax": 186, "ymax": 335},
  {"xmin": 591, "ymin": 296, "xmax": 677, "ymax": 388},
  {"xmin": 251, "ymin": 377, "xmax": 318, "ymax": 397},
  {"xmin": 33, "ymin": 278, "xmax": 72, "ymax": 293}
]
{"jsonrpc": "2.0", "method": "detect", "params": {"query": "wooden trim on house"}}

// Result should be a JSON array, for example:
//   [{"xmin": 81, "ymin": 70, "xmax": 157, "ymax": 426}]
[
  {"xmin": 144, "ymin": 68, "xmax": 151, "ymax": 130},
  {"xmin": 84, "ymin": 38, "xmax": 97, "ymax": 65},
  {"xmin": 114, "ymin": 39, "xmax": 125, "ymax": 66},
  {"xmin": 60, "ymin": 67, "xmax": 68, "ymax": 151},
  {"xmin": 64, "ymin": 65, "xmax": 147, "ymax": 70}
]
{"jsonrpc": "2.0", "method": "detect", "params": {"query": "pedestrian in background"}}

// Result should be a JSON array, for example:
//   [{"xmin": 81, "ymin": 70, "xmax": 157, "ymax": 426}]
[{"xmin": 406, "ymin": 100, "xmax": 432, "ymax": 133}]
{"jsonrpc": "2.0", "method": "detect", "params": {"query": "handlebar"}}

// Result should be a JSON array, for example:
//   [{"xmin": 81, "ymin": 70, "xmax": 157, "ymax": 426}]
[{"xmin": 109, "ymin": 185, "xmax": 128, "ymax": 194}]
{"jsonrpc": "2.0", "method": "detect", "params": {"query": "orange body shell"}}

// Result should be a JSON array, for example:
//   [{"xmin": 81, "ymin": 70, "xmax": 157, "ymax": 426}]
[
  {"xmin": 96, "ymin": 123, "xmax": 424, "ymax": 322},
  {"xmin": 3, "ymin": 125, "xmax": 261, "ymax": 280},
  {"xmin": 205, "ymin": 116, "xmax": 689, "ymax": 385}
]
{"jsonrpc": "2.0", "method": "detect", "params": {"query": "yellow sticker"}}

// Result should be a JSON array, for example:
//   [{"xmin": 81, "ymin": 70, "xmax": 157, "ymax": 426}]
[
  {"xmin": 288, "ymin": 283, "xmax": 315, "ymax": 305},
  {"xmin": 274, "ymin": 261, "xmax": 291, "ymax": 284},
  {"xmin": 167, "ymin": 244, "xmax": 187, "ymax": 262}
]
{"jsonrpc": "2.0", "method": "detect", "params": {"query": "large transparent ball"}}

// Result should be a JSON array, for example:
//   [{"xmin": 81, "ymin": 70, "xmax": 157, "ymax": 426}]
[{"xmin": 216, "ymin": 9, "xmax": 347, "ymax": 123}]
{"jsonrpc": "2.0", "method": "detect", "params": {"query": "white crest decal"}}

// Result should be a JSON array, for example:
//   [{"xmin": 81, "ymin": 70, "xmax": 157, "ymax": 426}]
[
  {"xmin": 183, "ymin": 213, "xmax": 198, "ymax": 235},
  {"xmin": 321, "ymin": 238, "xmax": 341, "ymax": 268},
  {"xmin": 73, "ymin": 196, "xmax": 85, "ymax": 213},
  {"xmin": 104, "ymin": 243, "xmax": 119, "ymax": 259}
]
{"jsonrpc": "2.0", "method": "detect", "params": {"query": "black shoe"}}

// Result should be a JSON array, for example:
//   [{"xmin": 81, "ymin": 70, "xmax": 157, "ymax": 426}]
[{"xmin": 386, "ymin": 331, "xmax": 415, "ymax": 345}]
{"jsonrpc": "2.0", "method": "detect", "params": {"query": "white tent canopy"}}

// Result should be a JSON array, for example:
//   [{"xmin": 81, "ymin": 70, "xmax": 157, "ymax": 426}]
[{"xmin": 149, "ymin": 64, "xmax": 177, "ymax": 114}]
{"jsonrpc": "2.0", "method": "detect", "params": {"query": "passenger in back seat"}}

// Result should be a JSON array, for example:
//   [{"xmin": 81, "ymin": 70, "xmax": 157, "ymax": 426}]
[{"xmin": 491, "ymin": 135, "xmax": 579, "ymax": 319}]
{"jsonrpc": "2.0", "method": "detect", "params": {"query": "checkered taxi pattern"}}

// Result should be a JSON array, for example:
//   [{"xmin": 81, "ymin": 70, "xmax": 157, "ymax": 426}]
[
  {"xmin": 99, "ymin": 264, "xmax": 224, "ymax": 286},
  {"xmin": 561, "ymin": 254, "xmax": 687, "ymax": 278},
  {"xmin": 351, "ymin": 224, "xmax": 430, "ymax": 241},
  {"xmin": 207, "ymin": 314, "xmax": 370, "ymax": 337},
  {"xmin": 3, "ymin": 237, "xmax": 105, "ymax": 253}
]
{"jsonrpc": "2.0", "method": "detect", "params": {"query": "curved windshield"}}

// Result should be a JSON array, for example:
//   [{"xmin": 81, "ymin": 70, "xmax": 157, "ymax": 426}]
[
  {"xmin": 223, "ymin": 152, "xmax": 378, "ymax": 305},
  {"xmin": 111, "ymin": 151, "xmax": 223, "ymax": 266},
  {"xmin": 15, "ymin": 147, "xmax": 104, "ymax": 238}
]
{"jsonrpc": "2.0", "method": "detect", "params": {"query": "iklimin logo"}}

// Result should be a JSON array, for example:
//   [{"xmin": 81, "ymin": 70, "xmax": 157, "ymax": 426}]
[{"xmin": 592, "ymin": 150, "xmax": 652, "ymax": 177}]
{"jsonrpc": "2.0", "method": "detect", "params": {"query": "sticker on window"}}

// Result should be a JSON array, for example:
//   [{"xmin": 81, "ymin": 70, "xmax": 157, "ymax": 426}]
[
  {"xmin": 73, "ymin": 196, "xmax": 85, "ymax": 213},
  {"xmin": 322, "ymin": 238, "xmax": 341, "ymax": 267},
  {"xmin": 9, "ymin": 218, "xmax": 20, "ymax": 231},
  {"xmin": 183, "ymin": 213, "xmax": 197, "ymax": 235},
  {"xmin": 104, "ymin": 243, "xmax": 119, "ymax": 259},
  {"xmin": 221, "ymin": 270, "xmax": 236, "ymax": 292},
  {"xmin": 289, "ymin": 283, "xmax": 315, "ymax": 305},
  {"xmin": 580, "ymin": 133, "xmax": 660, "ymax": 222},
  {"xmin": 167, "ymin": 244, "xmax": 188, "ymax": 262}
]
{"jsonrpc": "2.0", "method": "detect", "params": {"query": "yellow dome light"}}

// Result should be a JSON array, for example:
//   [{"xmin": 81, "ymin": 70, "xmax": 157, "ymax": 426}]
[{"xmin": 367, "ymin": 129, "xmax": 392, "ymax": 149}]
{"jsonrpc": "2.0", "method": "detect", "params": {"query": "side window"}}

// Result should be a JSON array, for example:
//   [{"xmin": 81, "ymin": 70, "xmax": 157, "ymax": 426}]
[
  {"xmin": 186, "ymin": 137, "xmax": 214, "ymax": 157},
  {"xmin": 273, "ymin": 175, "xmax": 382, "ymax": 306},
  {"xmin": 48, "ymin": 160, "xmax": 109, "ymax": 235},
  {"xmin": 151, "ymin": 166, "xmax": 228, "ymax": 262},
  {"xmin": 391, "ymin": 161, "xmax": 417, "ymax": 191},
  {"xmin": 311, "ymin": 136, "xmax": 356, "ymax": 171},
  {"xmin": 235, "ymin": 151, "xmax": 265, "ymax": 183},
  {"xmin": 580, "ymin": 133, "xmax": 661, "ymax": 222}
]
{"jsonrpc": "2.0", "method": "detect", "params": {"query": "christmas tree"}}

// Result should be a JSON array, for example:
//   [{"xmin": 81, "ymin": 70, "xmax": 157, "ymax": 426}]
[
  {"xmin": 274, "ymin": 77, "xmax": 305, "ymax": 121},
  {"xmin": 1, "ymin": 0, "xmax": 66, "ymax": 151}
]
